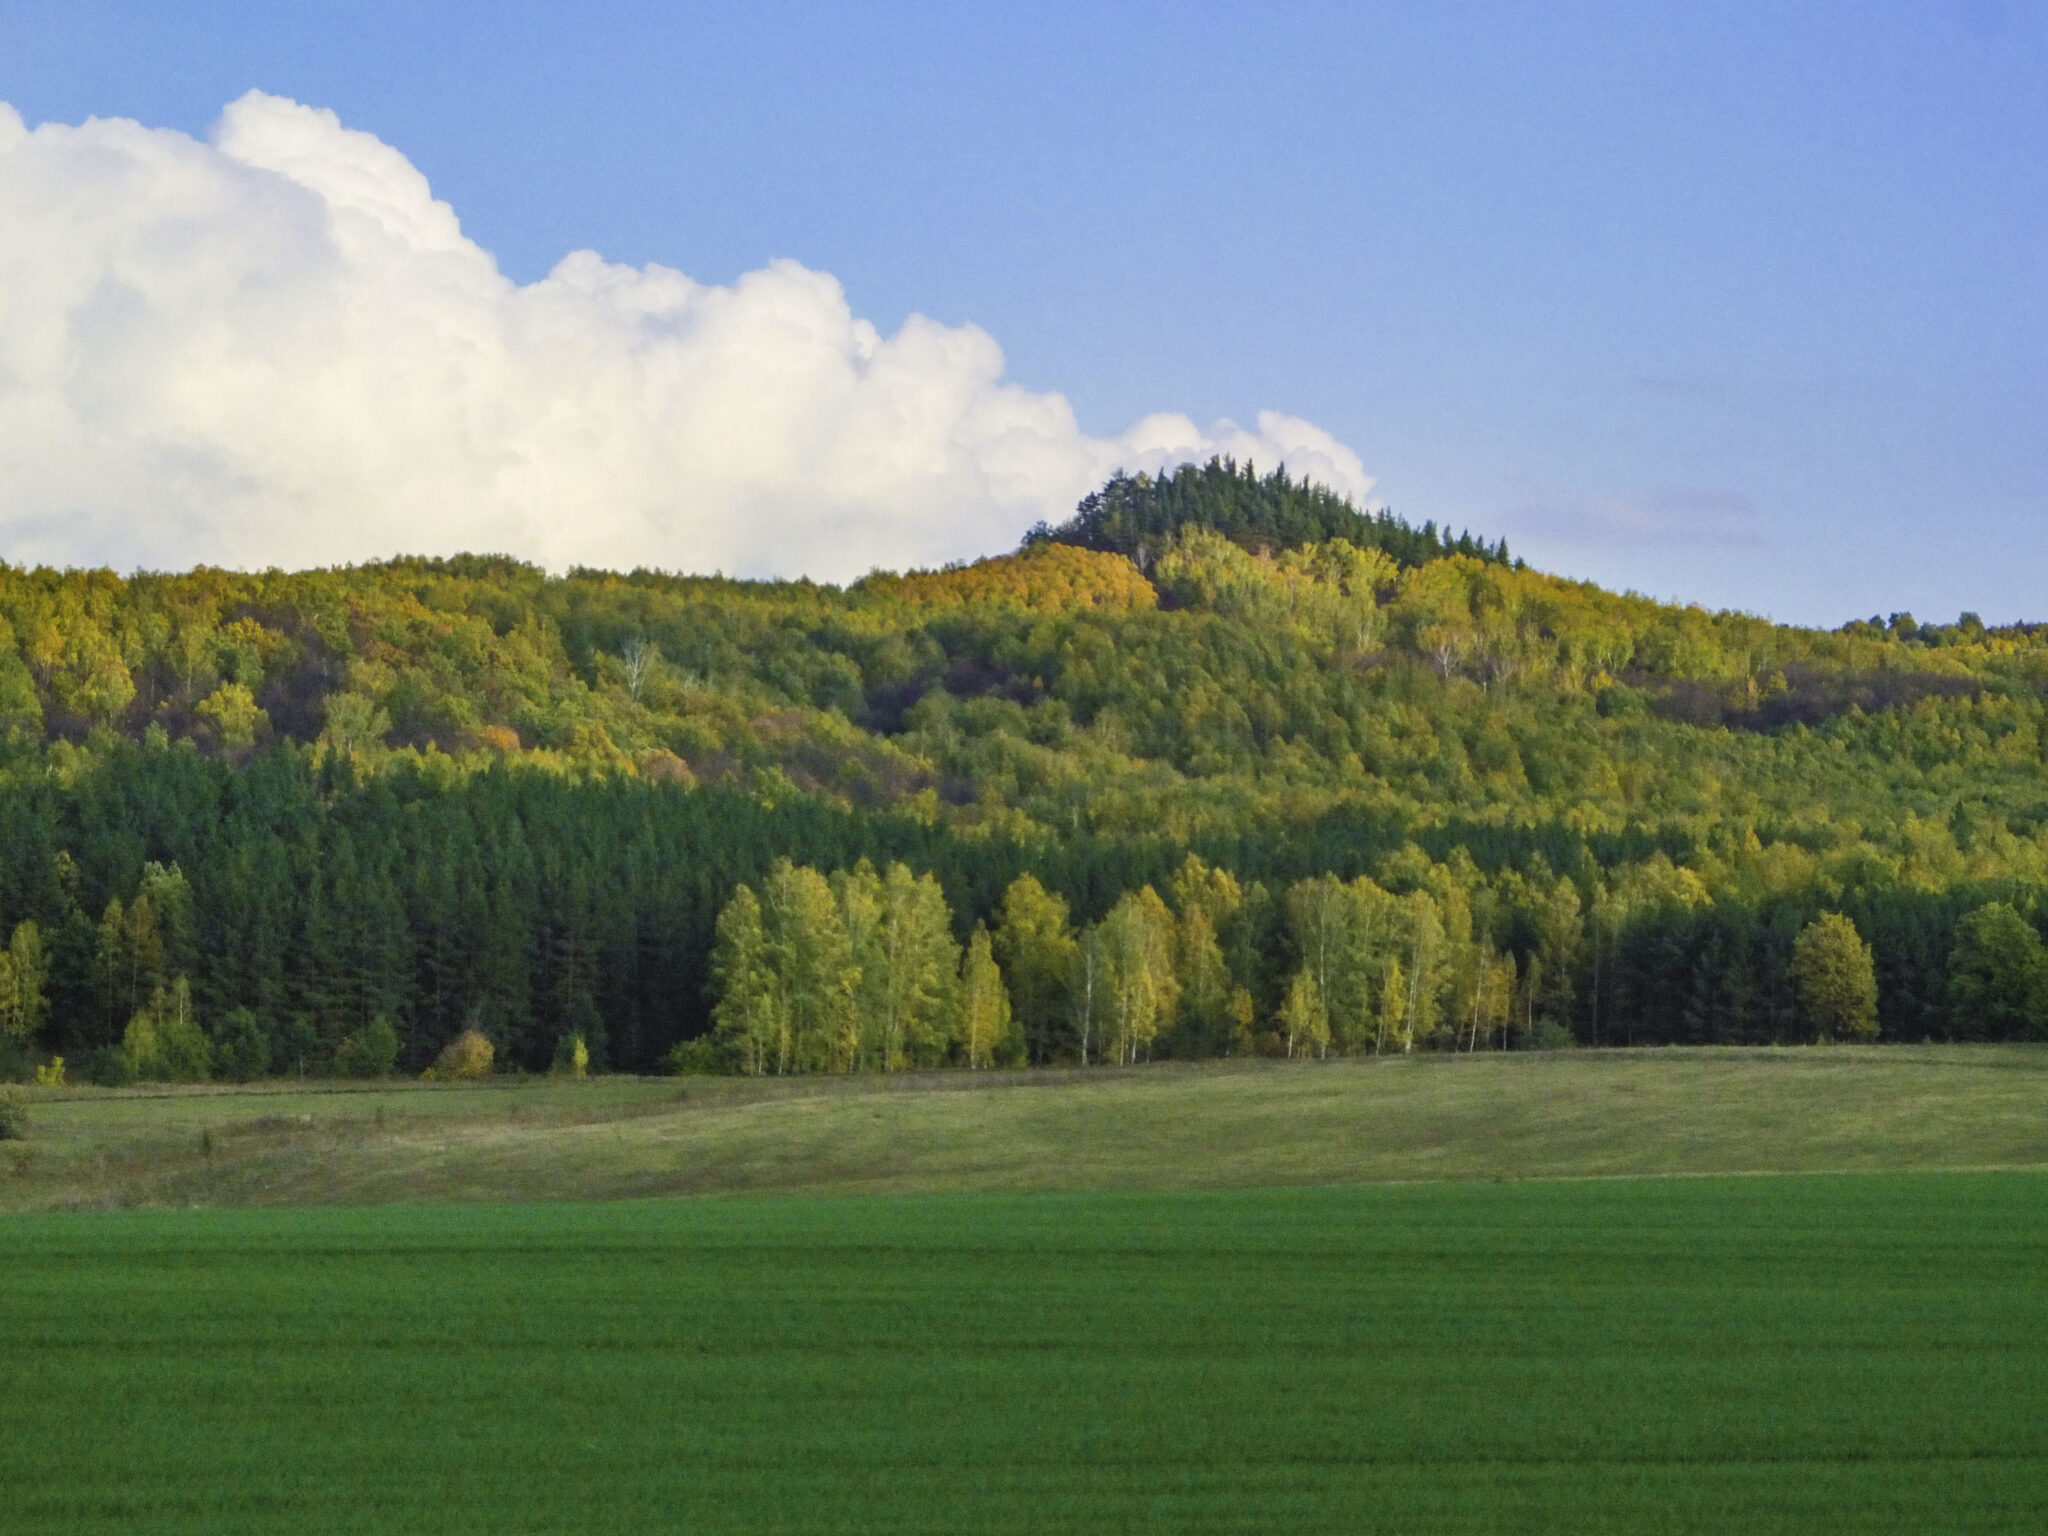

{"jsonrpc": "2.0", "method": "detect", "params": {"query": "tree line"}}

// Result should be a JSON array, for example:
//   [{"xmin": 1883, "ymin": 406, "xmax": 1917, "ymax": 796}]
[
  {"xmin": 697, "ymin": 853, "xmax": 2013, "ymax": 1077},
  {"xmin": 4, "ymin": 725, "xmax": 2037, "ymax": 1086}
]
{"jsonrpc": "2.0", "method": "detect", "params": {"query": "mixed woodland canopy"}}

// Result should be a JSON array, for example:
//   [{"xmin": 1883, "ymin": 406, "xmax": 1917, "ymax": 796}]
[{"xmin": 3, "ymin": 457, "xmax": 2047, "ymax": 1082}]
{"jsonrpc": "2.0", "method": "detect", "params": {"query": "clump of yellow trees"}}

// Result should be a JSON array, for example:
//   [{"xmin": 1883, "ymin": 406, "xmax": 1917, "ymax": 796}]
[
  {"xmin": 705, "ymin": 853, "xmax": 1558, "ymax": 1075},
  {"xmin": 704, "ymin": 852, "xmax": 1917, "ymax": 1075},
  {"xmin": 704, "ymin": 859, "xmax": 1016, "ymax": 1075}
]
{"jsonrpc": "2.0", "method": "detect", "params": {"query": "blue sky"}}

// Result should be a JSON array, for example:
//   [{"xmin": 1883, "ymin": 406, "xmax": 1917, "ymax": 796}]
[{"xmin": 2, "ymin": 1, "xmax": 2043, "ymax": 624}]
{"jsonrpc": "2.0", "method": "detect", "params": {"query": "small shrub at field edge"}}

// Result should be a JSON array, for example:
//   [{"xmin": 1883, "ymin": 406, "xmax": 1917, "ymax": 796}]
[
  {"xmin": 429, "ymin": 1029, "xmax": 494, "ymax": 1081},
  {"xmin": 85, "ymin": 1046, "xmax": 137, "ymax": 1087},
  {"xmin": 0, "ymin": 1087, "xmax": 28, "ymax": 1141},
  {"xmin": 666, "ymin": 1037, "xmax": 723, "ymax": 1075},
  {"xmin": 211, "ymin": 1008, "xmax": 272, "ymax": 1082},
  {"xmin": 34, "ymin": 1056, "xmax": 64, "ymax": 1088},
  {"xmin": 336, "ymin": 1016, "xmax": 401, "ymax": 1079},
  {"xmin": 550, "ymin": 1033, "xmax": 589, "ymax": 1079}
]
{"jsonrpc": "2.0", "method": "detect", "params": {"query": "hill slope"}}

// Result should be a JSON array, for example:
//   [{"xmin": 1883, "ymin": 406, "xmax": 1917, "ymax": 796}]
[{"xmin": 3, "ymin": 461, "xmax": 2047, "ymax": 1079}]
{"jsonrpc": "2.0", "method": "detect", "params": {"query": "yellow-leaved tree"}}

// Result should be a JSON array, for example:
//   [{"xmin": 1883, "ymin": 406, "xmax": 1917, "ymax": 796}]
[
  {"xmin": 958, "ymin": 925, "xmax": 1012, "ymax": 1070},
  {"xmin": 1790, "ymin": 913, "xmax": 1880, "ymax": 1043},
  {"xmin": 993, "ymin": 875, "xmax": 1077, "ymax": 1065},
  {"xmin": 1097, "ymin": 887, "xmax": 1178, "ymax": 1066}
]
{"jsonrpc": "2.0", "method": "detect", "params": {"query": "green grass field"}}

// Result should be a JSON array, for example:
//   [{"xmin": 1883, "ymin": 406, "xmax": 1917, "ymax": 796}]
[
  {"xmin": 7, "ymin": 1050, "xmax": 2047, "ymax": 1531},
  {"xmin": 6, "ymin": 1044, "xmax": 2048, "ymax": 1211},
  {"xmin": 5, "ymin": 1173, "xmax": 2046, "ymax": 1534}
]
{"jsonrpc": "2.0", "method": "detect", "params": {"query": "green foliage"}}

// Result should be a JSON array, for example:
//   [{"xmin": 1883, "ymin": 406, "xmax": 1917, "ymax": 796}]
[
  {"xmin": 210, "ymin": 1008, "xmax": 272, "ymax": 1083},
  {"xmin": 121, "ymin": 978, "xmax": 211, "ymax": 1082},
  {"xmin": 6, "ymin": 470, "xmax": 2048, "ymax": 1075},
  {"xmin": 715, "ymin": 859, "xmax": 966, "ymax": 1074},
  {"xmin": 1791, "ymin": 914, "xmax": 1880, "ymax": 1043},
  {"xmin": 1031, "ymin": 457, "xmax": 1508, "ymax": 571},
  {"xmin": 993, "ymin": 875, "xmax": 1077, "ymax": 1063},
  {"xmin": 0, "ymin": 920, "xmax": 48, "ymax": 1044},
  {"xmin": 551, "ymin": 1032, "xmax": 590, "ymax": 1079},
  {"xmin": 1153, "ymin": 528, "xmax": 1395, "ymax": 655},
  {"xmin": 1946, "ymin": 903, "xmax": 2048, "ymax": 1039},
  {"xmin": 857, "ymin": 543, "xmax": 1158, "ymax": 612},
  {"xmin": 710, "ymin": 884, "xmax": 782, "ymax": 1076},
  {"xmin": 0, "ymin": 1085, "xmax": 27, "ymax": 1140},
  {"xmin": 195, "ymin": 681, "xmax": 268, "ymax": 750},
  {"xmin": 863, "ymin": 862, "xmax": 962, "ymax": 1069},
  {"xmin": 1096, "ymin": 887, "xmax": 1178, "ymax": 1066},
  {"xmin": 335, "ymin": 1015, "xmax": 401, "ymax": 1079},
  {"xmin": 770, "ymin": 861, "xmax": 858, "ymax": 1072},
  {"xmin": 665, "ymin": 1037, "xmax": 723, "ymax": 1075},
  {"xmin": 1279, "ymin": 970, "xmax": 1329, "ymax": 1060},
  {"xmin": 1170, "ymin": 904, "xmax": 1236, "ymax": 1057},
  {"xmin": 86, "ymin": 1046, "xmax": 136, "ymax": 1088},
  {"xmin": 958, "ymin": 925, "xmax": 1015, "ymax": 1069}
]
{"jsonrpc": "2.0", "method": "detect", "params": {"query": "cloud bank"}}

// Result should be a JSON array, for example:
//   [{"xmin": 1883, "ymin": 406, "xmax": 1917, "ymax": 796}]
[{"xmin": 0, "ymin": 92, "xmax": 1373, "ymax": 581}]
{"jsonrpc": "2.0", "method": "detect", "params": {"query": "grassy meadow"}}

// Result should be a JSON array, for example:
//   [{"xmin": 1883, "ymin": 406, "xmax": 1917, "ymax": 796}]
[
  {"xmin": 5, "ymin": 1172, "xmax": 2046, "ymax": 1534},
  {"xmin": 7, "ymin": 1049, "xmax": 2047, "ymax": 1532},
  {"xmin": 3, "ymin": 1044, "xmax": 2046, "ymax": 1211}
]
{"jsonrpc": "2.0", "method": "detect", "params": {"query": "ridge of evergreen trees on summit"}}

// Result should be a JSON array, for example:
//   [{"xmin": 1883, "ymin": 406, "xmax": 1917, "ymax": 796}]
[{"xmin": 1025, "ymin": 457, "xmax": 1512, "ymax": 573}]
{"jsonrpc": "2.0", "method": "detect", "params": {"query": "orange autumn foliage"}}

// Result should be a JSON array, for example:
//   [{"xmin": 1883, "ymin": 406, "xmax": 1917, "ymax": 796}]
[{"xmin": 859, "ymin": 544, "xmax": 1156, "ymax": 613}]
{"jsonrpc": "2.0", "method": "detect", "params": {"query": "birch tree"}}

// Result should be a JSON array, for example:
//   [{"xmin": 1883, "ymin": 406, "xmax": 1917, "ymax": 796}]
[
  {"xmin": 868, "ymin": 863, "xmax": 960, "ymax": 1070},
  {"xmin": 1280, "ymin": 969, "xmax": 1329, "ymax": 1059},
  {"xmin": 710, "ymin": 884, "xmax": 783, "ymax": 1076},
  {"xmin": 1286, "ymin": 875, "xmax": 1351, "ymax": 1041},
  {"xmin": 0, "ymin": 922, "xmax": 47, "ymax": 1047},
  {"xmin": 1099, "ymin": 887, "xmax": 1178, "ymax": 1066},
  {"xmin": 761, "ymin": 860, "xmax": 854, "ymax": 1074},
  {"xmin": 994, "ymin": 875, "xmax": 1077, "ymax": 1063},
  {"xmin": 1070, "ymin": 925, "xmax": 1104, "ymax": 1067},
  {"xmin": 959, "ymin": 925, "xmax": 1012, "ymax": 1070},
  {"xmin": 834, "ymin": 861, "xmax": 885, "ymax": 1071}
]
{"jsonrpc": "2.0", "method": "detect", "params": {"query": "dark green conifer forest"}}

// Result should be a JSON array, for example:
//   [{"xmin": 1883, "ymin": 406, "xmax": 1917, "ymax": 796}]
[{"xmin": 4, "ymin": 458, "xmax": 2047, "ymax": 1081}]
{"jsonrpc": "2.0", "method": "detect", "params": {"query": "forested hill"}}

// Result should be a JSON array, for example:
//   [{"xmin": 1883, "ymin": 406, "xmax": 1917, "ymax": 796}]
[
  {"xmin": 1028, "ymin": 459, "xmax": 1512, "ymax": 572},
  {"xmin": 3, "ymin": 462, "xmax": 2048, "ymax": 1084}
]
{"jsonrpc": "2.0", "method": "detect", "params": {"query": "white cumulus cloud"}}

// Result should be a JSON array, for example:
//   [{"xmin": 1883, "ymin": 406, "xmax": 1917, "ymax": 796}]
[{"xmin": 0, "ymin": 92, "xmax": 1374, "ymax": 580}]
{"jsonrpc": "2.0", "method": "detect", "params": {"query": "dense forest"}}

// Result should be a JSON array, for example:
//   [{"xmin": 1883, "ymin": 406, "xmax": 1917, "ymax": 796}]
[{"xmin": 4, "ymin": 457, "xmax": 2048, "ymax": 1083}]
